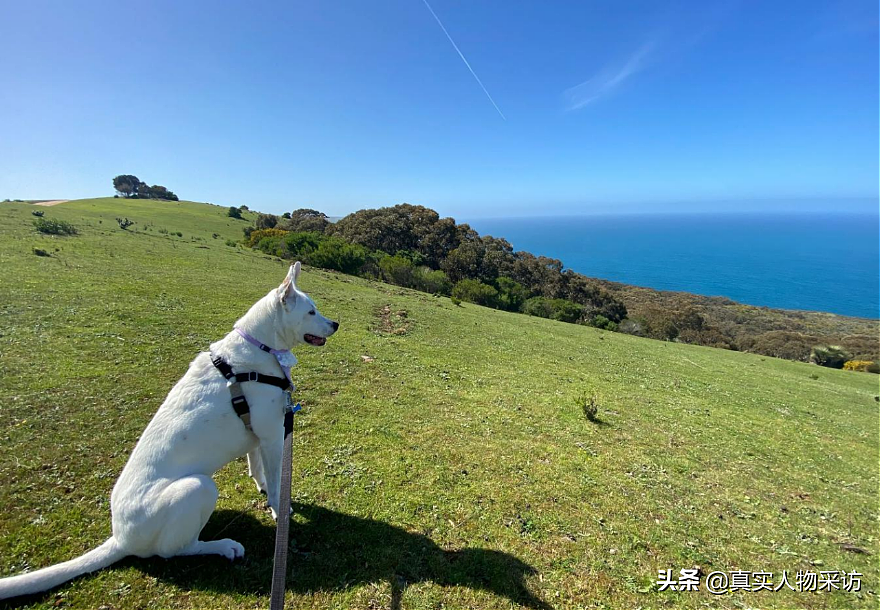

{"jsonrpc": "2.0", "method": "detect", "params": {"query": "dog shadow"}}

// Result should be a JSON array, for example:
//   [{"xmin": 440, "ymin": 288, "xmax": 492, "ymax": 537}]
[{"xmin": 134, "ymin": 503, "xmax": 549, "ymax": 609}]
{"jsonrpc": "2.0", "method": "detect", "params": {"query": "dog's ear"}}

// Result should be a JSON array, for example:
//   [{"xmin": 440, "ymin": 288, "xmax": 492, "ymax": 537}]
[{"xmin": 278, "ymin": 263, "xmax": 299, "ymax": 304}]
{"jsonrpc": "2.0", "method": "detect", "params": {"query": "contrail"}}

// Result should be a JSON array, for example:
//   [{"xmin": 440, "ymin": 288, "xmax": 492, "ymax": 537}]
[{"xmin": 421, "ymin": 0, "xmax": 506, "ymax": 120}]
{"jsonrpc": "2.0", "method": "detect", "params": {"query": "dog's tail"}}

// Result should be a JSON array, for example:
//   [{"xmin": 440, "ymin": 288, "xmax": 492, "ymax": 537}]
[{"xmin": 0, "ymin": 537, "xmax": 126, "ymax": 600}]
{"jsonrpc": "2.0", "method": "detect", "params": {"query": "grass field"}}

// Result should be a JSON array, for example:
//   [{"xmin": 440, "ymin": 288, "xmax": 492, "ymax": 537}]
[{"xmin": 0, "ymin": 198, "xmax": 878, "ymax": 609}]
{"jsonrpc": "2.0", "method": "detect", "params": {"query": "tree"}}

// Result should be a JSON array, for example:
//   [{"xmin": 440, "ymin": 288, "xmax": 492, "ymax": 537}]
[
  {"xmin": 280, "ymin": 209, "xmax": 330, "ymax": 233},
  {"xmin": 441, "ymin": 235, "xmax": 515, "ymax": 285},
  {"xmin": 441, "ymin": 242, "xmax": 483, "ymax": 284},
  {"xmin": 113, "ymin": 175, "xmax": 140, "ymax": 198},
  {"xmin": 112, "ymin": 175, "xmax": 178, "ymax": 200},
  {"xmin": 255, "ymin": 213, "xmax": 278, "ymax": 229},
  {"xmin": 227, "ymin": 206, "xmax": 243, "ymax": 219},
  {"xmin": 330, "ymin": 204, "xmax": 464, "ymax": 265},
  {"xmin": 495, "ymin": 277, "xmax": 529, "ymax": 311},
  {"xmin": 141, "ymin": 184, "xmax": 179, "ymax": 201}
]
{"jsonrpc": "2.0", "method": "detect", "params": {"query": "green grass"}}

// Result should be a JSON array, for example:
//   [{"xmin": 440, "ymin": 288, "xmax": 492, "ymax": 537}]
[{"xmin": 0, "ymin": 198, "xmax": 878, "ymax": 609}]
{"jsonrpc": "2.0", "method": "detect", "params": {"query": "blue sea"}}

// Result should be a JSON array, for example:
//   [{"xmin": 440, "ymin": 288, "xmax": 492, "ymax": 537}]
[{"xmin": 466, "ymin": 213, "xmax": 880, "ymax": 319}]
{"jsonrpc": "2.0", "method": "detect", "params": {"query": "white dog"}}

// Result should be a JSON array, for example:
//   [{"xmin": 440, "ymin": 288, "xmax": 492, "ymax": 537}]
[{"xmin": 0, "ymin": 262, "xmax": 338, "ymax": 599}]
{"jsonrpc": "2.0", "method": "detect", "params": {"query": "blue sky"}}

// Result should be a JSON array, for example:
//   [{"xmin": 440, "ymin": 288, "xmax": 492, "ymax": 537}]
[{"xmin": 1, "ymin": 0, "xmax": 877, "ymax": 217}]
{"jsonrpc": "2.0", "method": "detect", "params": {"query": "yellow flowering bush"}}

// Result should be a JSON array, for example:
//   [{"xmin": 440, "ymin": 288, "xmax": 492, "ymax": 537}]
[
  {"xmin": 843, "ymin": 360, "xmax": 874, "ymax": 372},
  {"xmin": 245, "ymin": 228, "xmax": 289, "ymax": 248}
]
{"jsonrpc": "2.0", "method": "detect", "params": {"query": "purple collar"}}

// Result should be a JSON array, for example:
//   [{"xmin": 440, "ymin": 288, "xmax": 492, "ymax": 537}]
[{"xmin": 235, "ymin": 328, "xmax": 297, "ymax": 384}]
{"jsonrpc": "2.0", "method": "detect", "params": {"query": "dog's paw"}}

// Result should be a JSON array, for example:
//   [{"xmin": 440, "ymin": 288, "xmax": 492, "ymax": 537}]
[
  {"xmin": 217, "ymin": 538, "xmax": 245, "ymax": 561},
  {"xmin": 262, "ymin": 499, "xmax": 279, "ymax": 521}
]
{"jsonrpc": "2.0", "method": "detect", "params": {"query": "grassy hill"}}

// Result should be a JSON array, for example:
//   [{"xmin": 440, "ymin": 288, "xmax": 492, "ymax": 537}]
[{"xmin": 0, "ymin": 197, "xmax": 878, "ymax": 609}]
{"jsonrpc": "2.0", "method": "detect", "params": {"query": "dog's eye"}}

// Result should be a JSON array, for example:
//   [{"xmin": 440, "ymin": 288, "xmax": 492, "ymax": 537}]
[{"xmin": 309, "ymin": 309, "xmax": 316, "ymax": 315}]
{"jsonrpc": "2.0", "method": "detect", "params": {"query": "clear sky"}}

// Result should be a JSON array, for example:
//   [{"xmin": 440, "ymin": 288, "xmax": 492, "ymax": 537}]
[{"xmin": 2, "ymin": 0, "xmax": 878, "ymax": 218}]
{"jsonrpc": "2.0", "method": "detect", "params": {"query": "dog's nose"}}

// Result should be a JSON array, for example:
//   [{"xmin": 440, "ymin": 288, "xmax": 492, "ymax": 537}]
[{"xmin": 331, "ymin": 320, "xmax": 339, "ymax": 331}]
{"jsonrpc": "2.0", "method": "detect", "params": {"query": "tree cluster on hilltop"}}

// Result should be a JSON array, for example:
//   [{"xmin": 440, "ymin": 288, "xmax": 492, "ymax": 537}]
[{"xmin": 112, "ymin": 175, "xmax": 179, "ymax": 201}]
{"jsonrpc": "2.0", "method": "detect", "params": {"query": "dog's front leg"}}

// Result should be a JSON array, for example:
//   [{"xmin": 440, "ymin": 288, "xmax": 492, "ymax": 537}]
[
  {"xmin": 247, "ymin": 449, "xmax": 267, "ymax": 494},
  {"xmin": 258, "ymin": 430, "xmax": 285, "ymax": 521}
]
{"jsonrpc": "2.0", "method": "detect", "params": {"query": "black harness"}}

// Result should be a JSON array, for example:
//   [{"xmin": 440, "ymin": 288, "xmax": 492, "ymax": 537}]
[{"xmin": 210, "ymin": 353, "xmax": 292, "ymax": 432}]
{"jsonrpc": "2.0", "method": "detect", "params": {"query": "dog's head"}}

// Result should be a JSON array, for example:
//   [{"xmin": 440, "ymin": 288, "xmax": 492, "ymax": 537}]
[{"xmin": 276, "ymin": 261, "xmax": 339, "ymax": 347}]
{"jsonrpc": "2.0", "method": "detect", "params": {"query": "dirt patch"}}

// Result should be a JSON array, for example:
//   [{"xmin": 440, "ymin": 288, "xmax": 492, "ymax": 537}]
[
  {"xmin": 374, "ymin": 304, "xmax": 411, "ymax": 336},
  {"xmin": 33, "ymin": 200, "xmax": 69, "ymax": 207}
]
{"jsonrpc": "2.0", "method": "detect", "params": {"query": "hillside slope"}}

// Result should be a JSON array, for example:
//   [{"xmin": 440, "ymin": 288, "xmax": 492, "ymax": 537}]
[{"xmin": 0, "ymin": 198, "xmax": 878, "ymax": 609}]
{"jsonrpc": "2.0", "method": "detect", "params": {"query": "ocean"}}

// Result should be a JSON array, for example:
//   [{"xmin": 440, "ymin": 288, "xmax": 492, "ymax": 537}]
[{"xmin": 465, "ymin": 213, "xmax": 880, "ymax": 319}]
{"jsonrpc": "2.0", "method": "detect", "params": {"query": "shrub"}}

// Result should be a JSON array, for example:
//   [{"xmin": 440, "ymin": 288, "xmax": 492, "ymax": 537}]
[
  {"xmin": 225, "ymin": 239, "xmax": 237, "ymax": 247},
  {"xmin": 495, "ymin": 277, "xmax": 529, "ymax": 311},
  {"xmin": 843, "ymin": 360, "xmax": 874, "ymax": 372},
  {"xmin": 307, "ymin": 237, "xmax": 368, "ymax": 275},
  {"xmin": 394, "ymin": 249, "xmax": 427, "ymax": 267},
  {"xmin": 379, "ymin": 255, "xmax": 417, "ymax": 288},
  {"xmin": 279, "ymin": 231, "xmax": 323, "ymax": 258},
  {"xmin": 745, "ymin": 331, "xmax": 815, "ymax": 361},
  {"xmin": 116, "ymin": 217, "xmax": 134, "ymax": 230},
  {"xmin": 174, "ymin": 231, "xmax": 183, "ymax": 237},
  {"xmin": 246, "ymin": 228, "xmax": 289, "ymax": 248},
  {"xmin": 247, "ymin": 229, "xmax": 368, "ymax": 275},
  {"xmin": 522, "ymin": 297, "xmax": 583, "ymax": 323},
  {"xmin": 227, "ymin": 206, "xmax": 243, "ymax": 219},
  {"xmin": 679, "ymin": 325, "xmax": 736, "ymax": 350},
  {"xmin": 618, "ymin": 318, "xmax": 645, "ymax": 336},
  {"xmin": 31, "ymin": 210, "xmax": 44, "ymax": 217},
  {"xmin": 452, "ymin": 279, "xmax": 499, "ymax": 307},
  {"xmin": 33, "ymin": 218, "xmax": 77, "ymax": 235},
  {"xmin": 589, "ymin": 314, "xmax": 618, "ymax": 331},
  {"xmin": 578, "ymin": 392, "xmax": 600, "ymax": 422},
  {"xmin": 451, "ymin": 296, "xmax": 462, "ymax": 306},
  {"xmin": 549, "ymin": 300, "xmax": 584, "ymax": 323},
  {"xmin": 414, "ymin": 268, "xmax": 452, "ymax": 295},
  {"xmin": 810, "ymin": 344, "xmax": 851, "ymax": 369},
  {"xmin": 33, "ymin": 248, "xmax": 50, "ymax": 257},
  {"xmin": 522, "ymin": 296, "xmax": 551, "ymax": 318},
  {"xmin": 255, "ymin": 235, "xmax": 285, "ymax": 257},
  {"xmin": 867, "ymin": 363, "xmax": 880, "ymax": 374}
]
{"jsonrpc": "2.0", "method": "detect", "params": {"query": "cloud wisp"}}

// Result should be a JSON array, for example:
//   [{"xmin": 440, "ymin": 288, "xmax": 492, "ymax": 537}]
[
  {"xmin": 421, "ymin": 0, "xmax": 506, "ymax": 120},
  {"xmin": 563, "ymin": 41, "xmax": 655, "ymax": 111}
]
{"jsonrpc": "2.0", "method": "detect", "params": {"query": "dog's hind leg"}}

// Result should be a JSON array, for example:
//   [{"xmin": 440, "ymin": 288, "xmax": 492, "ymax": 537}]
[
  {"xmin": 151, "ymin": 475, "xmax": 244, "ymax": 560},
  {"xmin": 247, "ymin": 449, "xmax": 267, "ymax": 494}
]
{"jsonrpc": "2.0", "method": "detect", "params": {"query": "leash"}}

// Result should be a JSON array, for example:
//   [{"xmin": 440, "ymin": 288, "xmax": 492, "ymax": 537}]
[
  {"xmin": 209, "ymin": 328, "xmax": 304, "ymax": 609},
  {"xmin": 270, "ymin": 401, "xmax": 300, "ymax": 610}
]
